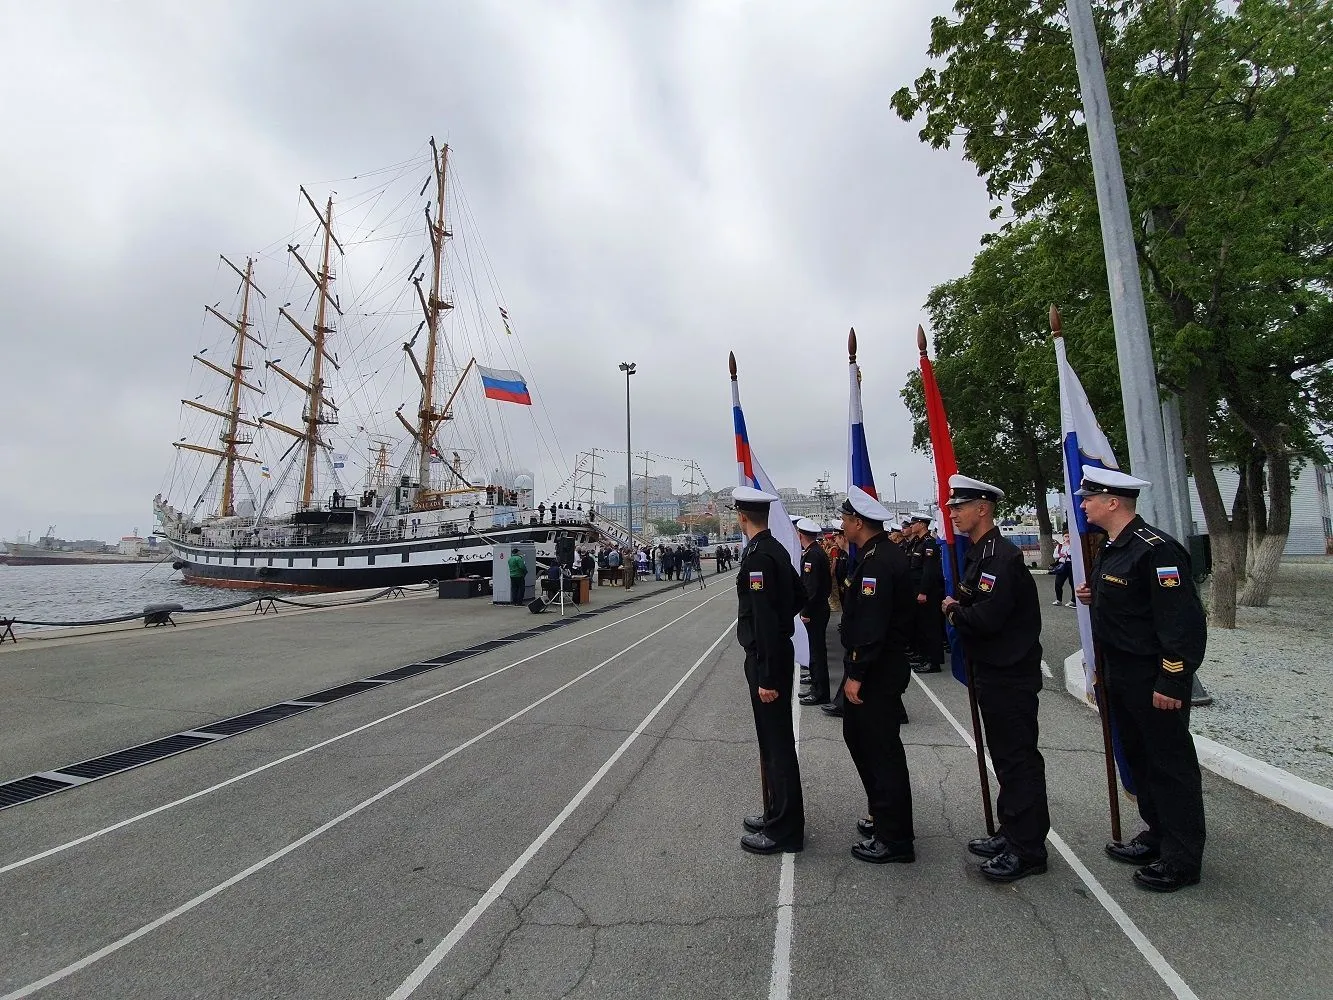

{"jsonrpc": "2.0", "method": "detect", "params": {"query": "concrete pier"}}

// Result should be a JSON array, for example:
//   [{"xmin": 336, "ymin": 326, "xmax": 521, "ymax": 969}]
[{"xmin": 1, "ymin": 575, "xmax": 1329, "ymax": 999}]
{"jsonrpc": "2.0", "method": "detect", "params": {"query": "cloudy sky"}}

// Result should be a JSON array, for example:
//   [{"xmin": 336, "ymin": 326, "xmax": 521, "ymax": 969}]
[{"xmin": 0, "ymin": 0, "xmax": 999, "ymax": 543}]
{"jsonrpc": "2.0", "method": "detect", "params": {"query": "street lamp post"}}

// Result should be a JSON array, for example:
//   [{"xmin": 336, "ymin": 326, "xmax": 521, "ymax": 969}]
[
  {"xmin": 619, "ymin": 362, "xmax": 636, "ymax": 588},
  {"xmin": 890, "ymin": 471, "xmax": 898, "ymax": 510}
]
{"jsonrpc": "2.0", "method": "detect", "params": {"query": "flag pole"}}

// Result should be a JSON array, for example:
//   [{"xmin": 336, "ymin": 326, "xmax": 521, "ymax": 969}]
[
  {"xmin": 917, "ymin": 325, "xmax": 995, "ymax": 837},
  {"xmin": 1050, "ymin": 306, "xmax": 1122, "ymax": 842}
]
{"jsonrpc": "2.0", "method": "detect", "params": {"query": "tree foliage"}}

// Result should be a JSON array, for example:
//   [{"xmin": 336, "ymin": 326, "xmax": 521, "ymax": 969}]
[{"xmin": 892, "ymin": 0, "xmax": 1333, "ymax": 622}]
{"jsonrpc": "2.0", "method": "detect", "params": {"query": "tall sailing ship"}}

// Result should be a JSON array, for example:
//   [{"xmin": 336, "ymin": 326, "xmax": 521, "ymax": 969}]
[{"xmin": 155, "ymin": 139, "xmax": 634, "ymax": 590}]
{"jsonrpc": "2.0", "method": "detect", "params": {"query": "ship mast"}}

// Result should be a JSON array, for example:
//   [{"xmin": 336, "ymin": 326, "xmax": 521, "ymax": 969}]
[
  {"xmin": 266, "ymin": 189, "xmax": 342, "ymax": 509},
  {"xmin": 176, "ymin": 255, "xmax": 265, "ymax": 516},
  {"xmin": 414, "ymin": 138, "xmax": 454, "ymax": 488}
]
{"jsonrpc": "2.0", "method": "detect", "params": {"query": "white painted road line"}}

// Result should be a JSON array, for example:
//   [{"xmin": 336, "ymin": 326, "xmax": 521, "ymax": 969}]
[
  {"xmin": 766, "ymin": 666, "xmax": 801, "ymax": 1000},
  {"xmin": 909, "ymin": 673, "xmax": 1201, "ymax": 1000},
  {"xmin": 0, "ymin": 588, "xmax": 699, "ymax": 878},
  {"xmin": 386, "ymin": 619, "xmax": 737, "ymax": 1000},
  {"xmin": 0, "ymin": 593, "xmax": 727, "ymax": 1000}
]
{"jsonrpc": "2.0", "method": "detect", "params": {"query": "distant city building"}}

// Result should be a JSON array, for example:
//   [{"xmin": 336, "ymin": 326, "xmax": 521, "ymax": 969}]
[
  {"xmin": 613, "ymin": 474, "xmax": 674, "ymax": 505},
  {"xmin": 597, "ymin": 498, "xmax": 681, "ymax": 528}
]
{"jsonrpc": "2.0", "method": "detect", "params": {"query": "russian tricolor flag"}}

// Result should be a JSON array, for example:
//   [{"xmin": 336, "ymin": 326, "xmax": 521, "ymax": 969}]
[
  {"xmin": 477, "ymin": 365, "xmax": 533, "ymax": 405},
  {"xmin": 1053, "ymin": 319, "xmax": 1135, "ymax": 796},
  {"xmin": 846, "ymin": 344, "xmax": 877, "ymax": 498}
]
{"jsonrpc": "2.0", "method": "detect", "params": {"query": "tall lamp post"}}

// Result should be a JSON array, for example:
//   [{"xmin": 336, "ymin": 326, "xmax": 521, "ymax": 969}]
[
  {"xmin": 619, "ymin": 361, "xmax": 636, "ymax": 588},
  {"xmin": 890, "ymin": 471, "xmax": 898, "ymax": 510}
]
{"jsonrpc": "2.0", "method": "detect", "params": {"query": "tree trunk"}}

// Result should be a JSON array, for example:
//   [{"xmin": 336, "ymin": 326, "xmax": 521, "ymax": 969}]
[
  {"xmin": 1183, "ymin": 366, "xmax": 1237, "ymax": 627},
  {"xmin": 1245, "ymin": 449, "xmax": 1267, "ymax": 572},
  {"xmin": 1230, "ymin": 468, "xmax": 1250, "ymax": 583},
  {"xmin": 1034, "ymin": 488, "xmax": 1055, "ymax": 568},
  {"xmin": 1240, "ymin": 436, "xmax": 1292, "ymax": 607},
  {"xmin": 1016, "ymin": 421, "xmax": 1055, "ymax": 567}
]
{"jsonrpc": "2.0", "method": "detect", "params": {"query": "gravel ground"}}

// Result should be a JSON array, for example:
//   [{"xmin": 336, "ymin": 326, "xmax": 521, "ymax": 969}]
[{"xmin": 1194, "ymin": 556, "xmax": 1333, "ymax": 788}]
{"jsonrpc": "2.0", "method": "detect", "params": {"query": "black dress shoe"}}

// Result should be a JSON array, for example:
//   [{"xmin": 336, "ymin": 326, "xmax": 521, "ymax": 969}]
[
  {"xmin": 851, "ymin": 837, "xmax": 915, "ymax": 864},
  {"xmin": 799, "ymin": 693, "xmax": 829, "ymax": 706},
  {"xmin": 820, "ymin": 703, "xmax": 844, "ymax": 718},
  {"xmin": 967, "ymin": 833, "xmax": 1008, "ymax": 859},
  {"xmin": 912, "ymin": 662, "xmax": 942, "ymax": 674},
  {"xmin": 1105, "ymin": 836, "xmax": 1161, "ymax": 866},
  {"xmin": 856, "ymin": 816, "xmax": 875, "ymax": 837},
  {"xmin": 741, "ymin": 831, "xmax": 802, "ymax": 855},
  {"xmin": 980, "ymin": 851, "xmax": 1047, "ymax": 882},
  {"xmin": 742, "ymin": 814, "xmax": 766, "ymax": 834},
  {"xmin": 1133, "ymin": 861, "xmax": 1199, "ymax": 893}
]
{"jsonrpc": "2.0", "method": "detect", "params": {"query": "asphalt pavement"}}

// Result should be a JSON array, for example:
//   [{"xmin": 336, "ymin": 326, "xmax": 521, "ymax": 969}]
[{"xmin": 1, "ymin": 574, "xmax": 1329, "ymax": 999}]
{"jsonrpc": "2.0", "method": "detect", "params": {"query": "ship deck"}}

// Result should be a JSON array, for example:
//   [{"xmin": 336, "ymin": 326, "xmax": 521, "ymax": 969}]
[{"xmin": 1, "ymin": 575, "xmax": 1329, "ymax": 999}]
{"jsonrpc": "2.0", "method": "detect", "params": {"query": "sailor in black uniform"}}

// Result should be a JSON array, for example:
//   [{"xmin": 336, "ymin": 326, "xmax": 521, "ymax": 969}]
[
  {"xmin": 941, "ymin": 474, "xmax": 1050, "ymax": 883},
  {"xmin": 1075, "ymin": 466, "xmax": 1207, "ymax": 892},
  {"xmin": 794, "ymin": 517, "xmax": 832, "ymax": 706},
  {"xmin": 906, "ymin": 512, "xmax": 945, "ymax": 674},
  {"xmin": 839, "ymin": 486, "xmax": 917, "ymax": 863},
  {"xmin": 734, "ymin": 486, "xmax": 805, "ymax": 855}
]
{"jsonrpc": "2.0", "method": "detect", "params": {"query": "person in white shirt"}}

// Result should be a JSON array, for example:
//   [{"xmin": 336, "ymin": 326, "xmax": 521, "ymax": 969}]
[{"xmin": 1051, "ymin": 532, "xmax": 1074, "ymax": 606}]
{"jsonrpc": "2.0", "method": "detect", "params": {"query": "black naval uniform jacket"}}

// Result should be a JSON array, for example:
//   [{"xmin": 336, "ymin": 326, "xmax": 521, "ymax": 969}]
[
  {"xmin": 909, "ymin": 533, "xmax": 945, "ymax": 603},
  {"xmin": 840, "ymin": 533, "xmax": 914, "ymax": 684},
  {"xmin": 945, "ymin": 526, "xmax": 1042, "ymax": 668},
  {"xmin": 799, "ymin": 542, "xmax": 831, "ymax": 619},
  {"xmin": 736, "ymin": 530, "xmax": 800, "ymax": 690},
  {"xmin": 1090, "ymin": 516, "xmax": 1207, "ymax": 702}
]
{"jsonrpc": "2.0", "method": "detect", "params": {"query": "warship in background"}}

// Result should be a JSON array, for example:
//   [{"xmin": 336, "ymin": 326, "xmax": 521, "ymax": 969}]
[{"xmin": 0, "ymin": 527, "xmax": 163, "ymax": 566}]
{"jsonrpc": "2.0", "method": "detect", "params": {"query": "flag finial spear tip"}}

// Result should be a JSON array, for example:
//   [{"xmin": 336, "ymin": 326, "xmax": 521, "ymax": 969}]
[
  {"xmin": 728, "ymin": 351, "xmax": 737, "ymax": 379},
  {"xmin": 848, "ymin": 327, "xmax": 857, "ymax": 361},
  {"xmin": 916, "ymin": 325, "xmax": 928, "ymax": 354},
  {"xmin": 1049, "ymin": 304, "xmax": 1063, "ymax": 338}
]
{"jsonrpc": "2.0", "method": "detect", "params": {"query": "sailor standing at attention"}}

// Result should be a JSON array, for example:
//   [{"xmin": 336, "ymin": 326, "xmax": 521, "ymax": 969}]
[
  {"xmin": 1075, "ymin": 466, "xmax": 1207, "ymax": 892},
  {"xmin": 941, "ymin": 474, "xmax": 1051, "ymax": 883},
  {"xmin": 795, "ymin": 517, "xmax": 833, "ymax": 706},
  {"xmin": 733, "ymin": 486, "xmax": 805, "ymax": 855},
  {"xmin": 839, "ymin": 486, "xmax": 916, "ymax": 864}
]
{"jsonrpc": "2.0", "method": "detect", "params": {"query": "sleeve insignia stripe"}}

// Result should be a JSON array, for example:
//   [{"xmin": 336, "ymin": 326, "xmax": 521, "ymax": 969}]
[
  {"xmin": 749, "ymin": 571, "xmax": 764, "ymax": 591},
  {"xmin": 861, "ymin": 577, "xmax": 877, "ymax": 596},
  {"xmin": 978, "ymin": 571, "xmax": 997, "ymax": 592},
  {"xmin": 1157, "ymin": 566, "xmax": 1182, "ymax": 587},
  {"xmin": 1162, "ymin": 660, "xmax": 1185, "ymax": 673}
]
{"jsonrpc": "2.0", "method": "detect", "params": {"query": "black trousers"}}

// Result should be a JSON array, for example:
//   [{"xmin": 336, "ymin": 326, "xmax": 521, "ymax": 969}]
[
  {"xmin": 803, "ymin": 609, "xmax": 831, "ymax": 699},
  {"xmin": 745, "ymin": 647, "xmax": 804, "ymax": 844},
  {"xmin": 842, "ymin": 663, "xmax": 913, "ymax": 844},
  {"xmin": 1052, "ymin": 563, "xmax": 1072, "ymax": 601},
  {"xmin": 1105, "ymin": 655, "xmax": 1205, "ymax": 875},
  {"xmin": 509, "ymin": 575, "xmax": 526, "ymax": 605},
  {"xmin": 913, "ymin": 597, "xmax": 944, "ymax": 666},
  {"xmin": 974, "ymin": 654, "xmax": 1050, "ymax": 863}
]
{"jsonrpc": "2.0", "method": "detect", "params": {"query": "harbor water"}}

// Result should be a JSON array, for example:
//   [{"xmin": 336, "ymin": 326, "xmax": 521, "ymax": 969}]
[{"xmin": 0, "ymin": 561, "xmax": 235, "ymax": 628}]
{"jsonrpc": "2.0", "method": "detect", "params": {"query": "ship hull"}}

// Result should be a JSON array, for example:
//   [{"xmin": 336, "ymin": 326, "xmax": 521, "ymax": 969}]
[{"xmin": 168, "ymin": 523, "xmax": 590, "ymax": 592}]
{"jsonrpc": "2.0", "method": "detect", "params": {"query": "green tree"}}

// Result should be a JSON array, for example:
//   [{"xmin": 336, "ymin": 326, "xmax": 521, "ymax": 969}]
[
  {"xmin": 892, "ymin": 0, "xmax": 1333, "ymax": 625},
  {"xmin": 649, "ymin": 517, "xmax": 681, "ymax": 538}
]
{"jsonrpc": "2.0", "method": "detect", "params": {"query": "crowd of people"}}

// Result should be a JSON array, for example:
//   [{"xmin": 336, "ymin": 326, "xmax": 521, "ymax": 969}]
[{"xmin": 731, "ymin": 466, "xmax": 1208, "ymax": 896}]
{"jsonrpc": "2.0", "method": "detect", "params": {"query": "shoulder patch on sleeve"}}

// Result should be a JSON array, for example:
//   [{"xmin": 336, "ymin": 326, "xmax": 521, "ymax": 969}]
[
  {"xmin": 861, "ymin": 577, "xmax": 877, "ymax": 596},
  {"xmin": 1156, "ymin": 566, "xmax": 1182, "ymax": 588},
  {"xmin": 978, "ymin": 571, "xmax": 997, "ymax": 593},
  {"xmin": 748, "ymin": 571, "xmax": 764, "ymax": 591}
]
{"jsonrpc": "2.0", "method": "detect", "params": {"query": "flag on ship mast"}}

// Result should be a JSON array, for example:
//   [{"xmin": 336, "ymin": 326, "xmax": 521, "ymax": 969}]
[
  {"xmin": 477, "ymin": 365, "xmax": 533, "ymax": 405},
  {"xmin": 730, "ymin": 352, "xmax": 809, "ymax": 667},
  {"xmin": 499, "ymin": 306, "xmax": 513, "ymax": 336}
]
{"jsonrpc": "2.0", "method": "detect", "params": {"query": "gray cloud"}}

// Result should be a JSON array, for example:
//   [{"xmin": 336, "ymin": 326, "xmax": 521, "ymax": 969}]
[{"xmin": 0, "ymin": 1, "xmax": 995, "ymax": 542}]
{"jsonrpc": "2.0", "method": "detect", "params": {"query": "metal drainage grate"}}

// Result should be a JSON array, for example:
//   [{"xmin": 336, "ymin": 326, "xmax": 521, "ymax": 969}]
[
  {"xmin": 196, "ymin": 703, "xmax": 314, "ymax": 737},
  {"xmin": 424, "ymin": 650, "xmax": 477, "ymax": 665},
  {"xmin": 0, "ymin": 774, "xmax": 74, "ymax": 808},
  {"xmin": 460, "ymin": 639, "xmax": 510, "ymax": 654},
  {"xmin": 365, "ymin": 662, "xmax": 441, "ymax": 683},
  {"xmin": 60, "ymin": 734, "xmax": 216, "ymax": 780},
  {"xmin": 298, "ymin": 680, "xmax": 388, "ymax": 704}
]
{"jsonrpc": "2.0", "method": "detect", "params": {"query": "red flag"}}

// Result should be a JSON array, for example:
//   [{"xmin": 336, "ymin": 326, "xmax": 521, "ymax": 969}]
[{"xmin": 918, "ymin": 327, "xmax": 959, "ymax": 546}]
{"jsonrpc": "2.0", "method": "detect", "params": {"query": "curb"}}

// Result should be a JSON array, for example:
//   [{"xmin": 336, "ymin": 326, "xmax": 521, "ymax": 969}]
[{"xmin": 1061, "ymin": 651, "xmax": 1333, "ymax": 830}]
